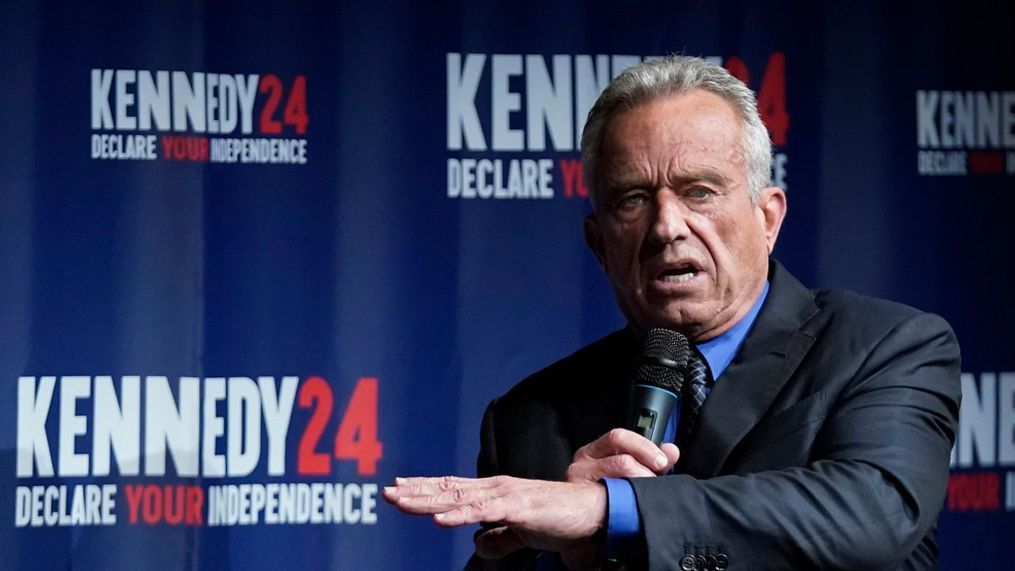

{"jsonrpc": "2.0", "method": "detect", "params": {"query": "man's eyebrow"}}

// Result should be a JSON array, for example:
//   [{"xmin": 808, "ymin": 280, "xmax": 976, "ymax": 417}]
[
  {"xmin": 604, "ymin": 169, "xmax": 733, "ymax": 189},
  {"xmin": 677, "ymin": 170, "xmax": 732, "ymax": 187}
]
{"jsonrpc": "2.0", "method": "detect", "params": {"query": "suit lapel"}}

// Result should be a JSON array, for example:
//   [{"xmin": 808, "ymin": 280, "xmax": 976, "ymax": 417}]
[{"xmin": 680, "ymin": 261, "xmax": 820, "ymax": 478}]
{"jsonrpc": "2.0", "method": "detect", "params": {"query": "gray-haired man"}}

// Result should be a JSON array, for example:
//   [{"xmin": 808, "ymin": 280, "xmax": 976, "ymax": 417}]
[{"xmin": 385, "ymin": 55, "xmax": 960, "ymax": 570}]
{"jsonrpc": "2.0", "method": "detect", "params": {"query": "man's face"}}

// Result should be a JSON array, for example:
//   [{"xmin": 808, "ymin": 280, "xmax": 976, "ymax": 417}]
[{"xmin": 584, "ymin": 90, "xmax": 786, "ymax": 341}]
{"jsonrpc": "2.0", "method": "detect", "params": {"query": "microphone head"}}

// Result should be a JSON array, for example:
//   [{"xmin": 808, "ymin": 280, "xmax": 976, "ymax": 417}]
[{"xmin": 636, "ymin": 328, "xmax": 690, "ymax": 393}]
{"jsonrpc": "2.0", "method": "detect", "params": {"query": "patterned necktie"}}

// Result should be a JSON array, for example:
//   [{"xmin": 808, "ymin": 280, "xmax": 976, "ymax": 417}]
[{"xmin": 677, "ymin": 348, "xmax": 712, "ymax": 447}]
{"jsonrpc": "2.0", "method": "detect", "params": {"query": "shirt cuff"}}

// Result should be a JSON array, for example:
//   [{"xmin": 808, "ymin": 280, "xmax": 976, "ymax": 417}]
[{"xmin": 602, "ymin": 477, "xmax": 643, "ymax": 558}]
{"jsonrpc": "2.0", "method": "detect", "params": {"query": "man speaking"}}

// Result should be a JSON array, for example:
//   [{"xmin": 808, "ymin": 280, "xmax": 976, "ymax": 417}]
[{"xmin": 384, "ymin": 56, "xmax": 960, "ymax": 570}]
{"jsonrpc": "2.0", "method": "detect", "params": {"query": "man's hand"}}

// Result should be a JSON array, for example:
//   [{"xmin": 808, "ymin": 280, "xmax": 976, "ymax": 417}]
[
  {"xmin": 567, "ymin": 428, "xmax": 680, "ymax": 482},
  {"xmin": 383, "ymin": 429, "xmax": 678, "ymax": 569},
  {"xmin": 383, "ymin": 475, "xmax": 606, "ymax": 560}
]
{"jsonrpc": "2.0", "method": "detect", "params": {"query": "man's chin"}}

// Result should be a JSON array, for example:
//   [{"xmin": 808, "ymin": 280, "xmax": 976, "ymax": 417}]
[{"xmin": 631, "ymin": 306, "xmax": 712, "ymax": 337}]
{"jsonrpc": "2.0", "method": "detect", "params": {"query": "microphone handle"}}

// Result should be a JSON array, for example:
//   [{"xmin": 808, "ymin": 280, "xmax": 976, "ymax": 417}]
[{"xmin": 629, "ymin": 384, "xmax": 678, "ymax": 445}]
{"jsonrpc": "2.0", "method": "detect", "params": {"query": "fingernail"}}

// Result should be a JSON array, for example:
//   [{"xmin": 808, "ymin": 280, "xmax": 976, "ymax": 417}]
[
  {"xmin": 656, "ymin": 454, "xmax": 668, "ymax": 469},
  {"xmin": 395, "ymin": 477, "xmax": 407, "ymax": 484},
  {"xmin": 383, "ymin": 486, "xmax": 397, "ymax": 495},
  {"xmin": 434, "ymin": 513, "xmax": 445, "ymax": 520}
]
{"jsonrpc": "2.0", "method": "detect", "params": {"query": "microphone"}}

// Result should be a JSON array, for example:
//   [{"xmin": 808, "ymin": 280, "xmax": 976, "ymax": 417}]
[{"xmin": 629, "ymin": 328, "xmax": 689, "ymax": 445}]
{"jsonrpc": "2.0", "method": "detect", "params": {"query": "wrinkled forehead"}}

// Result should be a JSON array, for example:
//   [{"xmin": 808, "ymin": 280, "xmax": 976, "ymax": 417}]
[{"xmin": 592, "ymin": 91, "xmax": 746, "ymax": 195}]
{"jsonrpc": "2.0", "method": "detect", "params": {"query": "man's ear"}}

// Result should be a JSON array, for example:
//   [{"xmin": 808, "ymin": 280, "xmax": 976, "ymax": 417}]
[
  {"xmin": 755, "ymin": 187, "xmax": 787, "ymax": 254},
  {"xmin": 583, "ymin": 213, "xmax": 607, "ymax": 268}
]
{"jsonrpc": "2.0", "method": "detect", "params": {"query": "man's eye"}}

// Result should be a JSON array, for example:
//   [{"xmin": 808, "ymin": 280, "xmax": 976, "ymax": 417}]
[
  {"xmin": 688, "ymin": 186, "xmax": 713, "ymax": 199},
  {"xmin": 617, "ymin": 193, "xmax": 649, "ymax": 209}
]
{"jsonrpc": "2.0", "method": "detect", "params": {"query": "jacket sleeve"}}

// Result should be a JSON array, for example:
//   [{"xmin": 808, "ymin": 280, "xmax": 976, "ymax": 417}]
[{"xmin": 630, "ymin": 312, "xmax": 961, "ymax": 569}]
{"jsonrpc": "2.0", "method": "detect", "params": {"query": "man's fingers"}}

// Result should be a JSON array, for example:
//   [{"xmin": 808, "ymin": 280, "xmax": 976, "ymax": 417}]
[
  {"xmin": 567, "ymin": 453, "xmax": 657, "ymax": 481},
  {"xmin": 565, "ymin": 433, "xmax": 681, "ymax": 481},
  {"xmin": 660, "ymin": 442, "xmax": 680, "ymax": 473},
  {"xmin": 387, "ymin": 488, "xmax": 477, "ymax": 515},
  {"xmin": 574, "ymin": 428, "xmax": 669, "ymax": 471},
  {"xmin": 432, "ymin": 498, "xmax": 507, "ymax": 527},
  {"xmin": 475, "ymin": 526, "xmax": 526, "ymax": 559},
  {"xmin": 383, "ymin": 475, "xmax": 514, "ymax": 525},
  {"xmin": 386, "ymin": 476, "xmax": 607, "ymax": 556},
  {"xmin": 387, "ymin": 475, "xmax": 495, "ymax": 497},
  {"xmin": 383, "ymin": 475, "xmax": 502, "ymax": 503}
]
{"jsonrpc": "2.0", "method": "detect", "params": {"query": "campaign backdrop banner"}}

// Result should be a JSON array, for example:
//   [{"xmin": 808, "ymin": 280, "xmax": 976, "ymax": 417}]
[{"xmin": 1, "ymin": 1, "xmax": 1012, "ymax": 569}]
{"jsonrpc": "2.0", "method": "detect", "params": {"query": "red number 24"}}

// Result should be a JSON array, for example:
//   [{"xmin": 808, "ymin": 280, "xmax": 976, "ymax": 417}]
[{"xmin": 297, "ymin": 376, "xmax": 383, "ymax": 476}]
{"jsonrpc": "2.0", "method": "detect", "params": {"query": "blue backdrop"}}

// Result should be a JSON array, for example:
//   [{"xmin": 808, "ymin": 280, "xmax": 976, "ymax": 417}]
[{"xmin": 1, "ymin": 1, "xmax": 1012, "ymax": 569}]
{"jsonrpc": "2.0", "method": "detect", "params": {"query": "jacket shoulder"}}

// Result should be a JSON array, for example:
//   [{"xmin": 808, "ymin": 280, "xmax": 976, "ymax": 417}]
[{"xmin": 808, "ymin": 288, "xmax": 955, "ymax": 341}]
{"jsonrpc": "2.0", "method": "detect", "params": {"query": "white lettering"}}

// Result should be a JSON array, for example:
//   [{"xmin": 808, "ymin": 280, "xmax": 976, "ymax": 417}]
[
  {"xmin": 940, "ymin": 91, "xmax": 955, "ymax": 148},
  {"xmin": 137, "ymin": 71, "xmax": 170, "ymax": 130},
  {"xmin": 260, "ymin": 376, "xmax": 297, "ymax": 476},
  {"xmin": 58, "ymin": 376, "xmax": 90, "ymax": 477},
  {"xmin": 953, "ymin": 91, "xmax": 975, "ymax": 147},
  {"xmin": 957, "ymin": 372, "xmax": 996, "ymax": 467},
  {"xmin": 236, "ymin": 74, "xmax": 259, "ymax": 134},
  {"xmin": 574, "ymin": 55, "xmax": 611, "ymax": 148},
  {"xmin": 16, "ymin": 376, "xmax": 55, "ymax": 477},
  {"xmin": 977, "ymin": 92, "xmax": 1000, "ymax": 148},
  {"xmin": 343, "ymin": 483, "xmax": 361, "ymax": 524},
  {"xmin": 217, "ymin": 74, "xmax": 239, "ymax": 133},
  {"xmin": 447, "ymin": 53, "xmax": 487, "ymax": 151},
  {"xmin": 447, "ymin": 158, "xmax": 462, "ymax": 197},
  {"xmin": 92, "ymin": 375, "xmax": 140, "ymax": 476},
  {"xmin": 1007, "ymin": 471, "xmax": 1015, "ymax": 511},
  {"xmin": 228, "ymin": 377, "xmax": 261, "ymax": 477},
  {"xmin": 1004, "ymin": 92, "xmax": 1015, "ymax": 148},
  {"xmin": 203, "ymin": 377, "xmax": 226, "ymax": 477},
  {"xmin": 114, "ymin": 70, "xmax": 137, "ymax": 130},
  {"xmin": 1000, "ymin": 373, "xmax": 1015, "ymax": 465},
  {"xmin": 361, "ymin": 483, "xmax": 377, "ymax": 524},
  {"xmin": 172, "ymin": 71, "xmax": 206, "ymax": 132},
  {"xmin": 917, "ymin": 150, "xmax": 967, "ymax": 175},
  {"xmin": 91, "ymin": 69, "xmax": 114, "ymax": 129},
  {"xmin": 491, "ymin": 55, "xmax": 523, "ymax": 151},
  {"xmin": 917, "ymin": 90, "xmax": 1015, "ymax": 150},
  {"xmin": 14, "ymin": 485, "xmax": 116, "ymax": 527},
  {"xmin": 206, "ymin": 74, "xmax": 220, "ymax": 133},
  {"xmin": 144, "ymin": 376, "xmax": 199, "ymax": 476},
  {"xmin": 526, "ymin": 55, "xmax": 573, "ymax": 151}
]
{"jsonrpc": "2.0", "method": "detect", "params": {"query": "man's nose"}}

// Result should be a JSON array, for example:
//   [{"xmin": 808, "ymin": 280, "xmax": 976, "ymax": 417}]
[{"xmin": 649, "ymin": 191, "xmax": 690, "ymax": 244}]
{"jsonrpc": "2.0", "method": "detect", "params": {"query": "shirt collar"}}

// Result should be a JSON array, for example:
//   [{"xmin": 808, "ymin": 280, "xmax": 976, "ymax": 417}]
[{"xmin": 697, "ymin": 281, "xmax": 770, "ymax": 381}]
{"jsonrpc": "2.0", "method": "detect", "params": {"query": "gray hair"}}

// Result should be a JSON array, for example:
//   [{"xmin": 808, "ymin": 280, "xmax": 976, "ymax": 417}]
[{"xmin": 580, "ymin": 55, "xmax": 772, "ymax": 205}]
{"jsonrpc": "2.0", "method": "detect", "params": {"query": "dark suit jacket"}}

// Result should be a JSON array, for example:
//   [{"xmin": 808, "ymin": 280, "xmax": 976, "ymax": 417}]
[{"xmin": 469, "ymin": 261, "xmax": 961, "ymax": 570}]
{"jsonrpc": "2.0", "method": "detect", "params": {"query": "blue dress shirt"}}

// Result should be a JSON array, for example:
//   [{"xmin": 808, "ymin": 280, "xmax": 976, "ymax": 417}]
[{"xmin": 602, "ymin": 282, "xmax": 770, "ymax": 558}]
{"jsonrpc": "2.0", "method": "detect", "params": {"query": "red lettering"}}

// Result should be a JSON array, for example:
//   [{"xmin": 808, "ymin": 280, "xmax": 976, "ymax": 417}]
[
  {"xmin": 723, "ymin": 56, "xmax": 749, "ymax": 85},
  {"xmin": 164, "ymin": 485, "xmax": 184, "ymax": 525},
  {"xmin": 283, "ymin": 76, "xmax": 309, "ymax": 134},
  {"xmin": 259, "ymin": 75, "xmax": 284, "ymax": 134},
  {"xmin": 124, "ymin": 484, "xmax": 144, "ymax": 524},
  {"xmin": 947, "ymin": 472, "xmax": 1001, "ymax": 511},
  {"xmin": 160, "ymin": 136, "xmax": 209, "ymax": 161},
  {"xmin": 723, "ymin": 54, "xmax": 789, "ymax": 146},
  {"xmin": 124, "ymin": 485, "xmax": 204, "ymax": 525},
  {"xmin": 187, "ymin": 486, "xmax": 204, "ymax": 525},
  {"xmin": 968, "ymin": 151, "xmax": 1003, "ymax": 174},
  {"xmin": 298, "ymin": 376, "xmax": 334, "ymax": 475},
  {"xmin": 757, "ymin": 53, "xmax": 790, "ymax": 146},
  {"xmin": 335, "ymin": 377, "xmax": 384, "ymax": 476},
  {"xmin": 559, "ymin": 159, "xmax": 588, "ymax": 199},
  {"xmin": 142, "ymin": 485, "xmax": 162, "ymax": 524}
]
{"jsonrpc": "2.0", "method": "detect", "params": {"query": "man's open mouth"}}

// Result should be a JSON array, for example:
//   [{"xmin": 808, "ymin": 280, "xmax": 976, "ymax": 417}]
[{"xmin": 656, "ymin": 263, "xmax": 700, "ymax": 283}]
